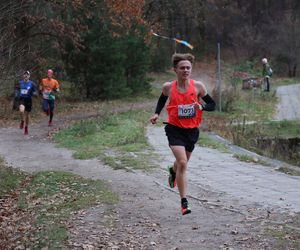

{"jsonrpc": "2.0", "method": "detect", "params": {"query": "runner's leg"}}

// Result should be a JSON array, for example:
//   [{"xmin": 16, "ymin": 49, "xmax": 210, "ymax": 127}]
[
  {"xmin": 173, "ymin": 150, "xmax": 192, "ymax": 173},
  {"xmin": 42, "ymin": 99, "xmax": 49, "ymax": 113},
  {"xmin": 49, "ymin": 100, "xmax": 55, "ymax": 123},
  {"xmin": 170, "ymin": 145, "xmax": 189, "ymax": 199},
  {"xmin": 24, "ymin": 111, "xmax": 29, "ymax": 127}
]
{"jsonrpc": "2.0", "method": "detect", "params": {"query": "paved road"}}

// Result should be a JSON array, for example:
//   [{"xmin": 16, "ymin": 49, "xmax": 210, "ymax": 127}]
[
  {"xmin": 147, "ymin": 126, "xmax": 300, "ymax": 213},
  {"xmin": 275, "ymin": 83, "xmax": 300, "ymax": 120}
]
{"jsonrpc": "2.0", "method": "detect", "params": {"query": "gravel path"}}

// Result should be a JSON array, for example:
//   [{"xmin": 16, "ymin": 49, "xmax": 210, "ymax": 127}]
[
  {"xmin": 0, "ymin": 116, "xmax": 299, "ymax": 249},
  {"xmin": 274, "ymin": 83, "xmax": 300, "ymax": 120},
  {"xmin": 0, "ymin": 81, "xmax": 299, "ymax": 248}
]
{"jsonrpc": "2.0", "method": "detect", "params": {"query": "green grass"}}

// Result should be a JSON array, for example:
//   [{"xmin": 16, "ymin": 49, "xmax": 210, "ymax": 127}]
[
  {"xmin": 231, "ymin": 120, "xmax": 300, "ymax": 140},
  {"xmin": 272, "ymin": 77, "xmax": 300, "ymax": 87},
  {"xmin": 0, "ymin": 158, "xmax": 27, "ymax": 197},
  {"xmin": 261, "ymin": 120, "xmax": 300, "ymax": 138},
  {"xmin": 198, "ymin": 132, "xmax": 229, "ymax": 153},
  {"xmin": 228, "ymin": 89, "xmax": 277, "ymax": 121},
  {"xmin": 229, "ymin": 120, "xmax": 300, "ymax": 165},
  {"xmin": 0, "ymin": 163, "xmax": 118, "ymax": 249},
  {"xmin": 18, "ymin": 171, "xmax": 118, "ymax": 249},
  {"xmin": 54, "ymin": 109, "xmax": 158, "ymax": 171},
  {"xmin": 220, "ymin": 59, "xmax": 277, "ymax": 120},
  {"xmin": 233, "ymin": 154, "xmax": 268, "ymax": 165},
  {"xmin": 209, "ymin": 59, "xmax": 300, "ymax": 165}
]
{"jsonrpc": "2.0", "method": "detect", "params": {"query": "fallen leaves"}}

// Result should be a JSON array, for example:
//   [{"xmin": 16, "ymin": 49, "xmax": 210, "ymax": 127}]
[{"xmin": 0, "ymin": 177, "xmax": 34, "ymax": 249}]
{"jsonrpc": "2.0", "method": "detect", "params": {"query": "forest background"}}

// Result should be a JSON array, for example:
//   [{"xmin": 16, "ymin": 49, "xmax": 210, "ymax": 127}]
[{"xmin": 1, "ymin": 0, "xmax": 300, "ymax": 100}]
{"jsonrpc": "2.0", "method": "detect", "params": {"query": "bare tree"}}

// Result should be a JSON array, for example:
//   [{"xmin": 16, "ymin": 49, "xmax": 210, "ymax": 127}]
[
  {"xmin": 0, "ymin": 0, "xmax": 85, "ymax": 94},
  {"xmin": 270, "ymin": 9, "xmax": 300, "ymax": 76}
]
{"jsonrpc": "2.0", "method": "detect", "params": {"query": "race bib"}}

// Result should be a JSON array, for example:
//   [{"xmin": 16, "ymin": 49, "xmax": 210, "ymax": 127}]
[
  {"xmin": 43, "ymin": 91, "xmax": 50, "ymax": 99},
  {"xmin": 178, "ymin": 104, "xmax": 196, "ymax": 118},
  {"xmin": 21, "ymin": 89, "xmax": 28, "ymax": 95}
]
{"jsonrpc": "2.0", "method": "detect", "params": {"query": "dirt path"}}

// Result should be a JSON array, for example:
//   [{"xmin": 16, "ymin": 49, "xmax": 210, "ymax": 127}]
[
  {"xmin": 274, "ymin": 83, "xmax": 300, "ymax": 120},
  {"xmin": 0, "ymin": 107, "xmax": 299, "ymax": 249},
  {"xmin": 1, "ymin": 74, "xmax": 299, "ymax": 249}
]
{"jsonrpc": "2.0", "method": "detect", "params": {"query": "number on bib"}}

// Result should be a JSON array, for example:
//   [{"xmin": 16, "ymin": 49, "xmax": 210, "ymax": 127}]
[
  {"xmin": 43, "ymin": 92, "xmax": 50, "ymax": 99},
  {"xmin": 178, "ymin": 104, "xmax": 195, "ymax": 118},
  {"xmin": 21, "ymin": 89, "xmax": 28, "ymax": 95}
]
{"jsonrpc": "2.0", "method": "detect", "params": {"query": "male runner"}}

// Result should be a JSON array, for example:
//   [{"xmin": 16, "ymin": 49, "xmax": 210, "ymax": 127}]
[
  {"xmin": 150, "ymin": 53, "xmax": 216, "ymax": 215},
  {"xmin": 17, "ymin": 71, "xmax": 37, "ymax": 135},
  {"xmin": 40, "ymin": 69, "xmax": 60, "ymax": 126}
]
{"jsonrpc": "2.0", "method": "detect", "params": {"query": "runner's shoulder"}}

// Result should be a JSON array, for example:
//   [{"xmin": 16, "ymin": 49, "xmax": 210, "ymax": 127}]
[{"xmin": 162, "ymin": 81, "xmax": 172, "ymax": 96}]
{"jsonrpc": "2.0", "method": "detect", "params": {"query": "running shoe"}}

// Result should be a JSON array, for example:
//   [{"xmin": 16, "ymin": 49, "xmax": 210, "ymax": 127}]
[
  {"xmin": 19, "ymin": 120, "xmax": 24, "ymax": 129},
  {"xmin": 48, "ymin": 120, "xmax": 52, "ymax": 126},
  {"xmin": 181, "ymin": 200, "xmax": 191, "ymax": 215},
  {"xmin": 24, "ymin": 126, "xmax": 28, "ymax": 135},
  {"xmin": 168, "ymin": 166, "xmax": 176, "ymax": 188}
]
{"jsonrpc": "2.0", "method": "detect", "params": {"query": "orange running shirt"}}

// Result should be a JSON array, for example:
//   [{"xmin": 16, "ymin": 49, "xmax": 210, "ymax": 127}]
[
  {"xmin": 166, "ymin": 80, "xmax": 202, "ymax": 128},
  {"xmin": 40, "ymin": 78, "xmax": 59, "ymax": 100}
]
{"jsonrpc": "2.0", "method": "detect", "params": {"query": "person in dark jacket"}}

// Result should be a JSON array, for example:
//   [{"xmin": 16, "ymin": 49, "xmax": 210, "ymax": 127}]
[{"xmin": 262, "ymin": 58, "xmax": 272, "ymax": 92}]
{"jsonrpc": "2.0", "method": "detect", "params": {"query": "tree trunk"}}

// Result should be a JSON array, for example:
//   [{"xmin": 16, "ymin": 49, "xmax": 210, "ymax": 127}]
[
  {"xmin": 288, "ymin": 64, "xmax": 293, "ymax": 77},
  {"xmin": 292, "ymin": 64, "xmax": 297, "ymax": 77}
]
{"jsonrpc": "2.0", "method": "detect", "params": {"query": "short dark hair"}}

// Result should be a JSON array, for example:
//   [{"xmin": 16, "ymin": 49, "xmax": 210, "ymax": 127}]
[
  {"xmin": 23, "ymin": 70, "xmax": 30, "ymax": 75},
  {"xmin": 172, "ymin": 53, "xmax": 195, "ymax": 68}
]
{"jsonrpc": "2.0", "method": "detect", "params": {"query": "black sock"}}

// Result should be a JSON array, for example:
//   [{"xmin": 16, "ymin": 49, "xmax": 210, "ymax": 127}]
[
  {"xmin": 170, "ymin": 167, "xmax": 176, "ymax": 175},
  {"xmin": 181, "ymin": 198, "xmax": 187, "ymax": 205},
  {"xmin": 50, "ymin": 111, "xmax": 53, "ymax": 122}
]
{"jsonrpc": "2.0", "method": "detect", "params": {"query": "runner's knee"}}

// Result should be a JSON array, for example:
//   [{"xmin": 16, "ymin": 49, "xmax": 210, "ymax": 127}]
[{"xmin": 176, "ymin": 159, "xmax": 188, "ymax": 172}]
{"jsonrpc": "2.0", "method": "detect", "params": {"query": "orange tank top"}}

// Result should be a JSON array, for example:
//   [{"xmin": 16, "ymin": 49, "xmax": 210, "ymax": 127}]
[{"xmin": 166, "ymin": 80, "xmax": 202, "ymax": 128}]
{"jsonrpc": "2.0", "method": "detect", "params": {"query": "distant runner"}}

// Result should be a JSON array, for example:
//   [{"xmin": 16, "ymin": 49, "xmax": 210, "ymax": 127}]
[
  {"xmin": 16, "ymin": 71, "xmax": 37, "ymax": 135},
  {"xmin": 40, "ymin": 69, "xmax": 60, "ymax": 126},
  {"xmin": 150, "ymin": 53, "xmax": 216, "ymax": 215}
]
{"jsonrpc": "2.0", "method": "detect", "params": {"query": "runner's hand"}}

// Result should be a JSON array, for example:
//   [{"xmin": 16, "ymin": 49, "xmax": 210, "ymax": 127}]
[
  {"xmin": 150, "ymin": 114, "xmax": 159, "ymax": 124},
  {"xmin": 193, "ymin": 102, "xmax": 203, "ymax": 110}
]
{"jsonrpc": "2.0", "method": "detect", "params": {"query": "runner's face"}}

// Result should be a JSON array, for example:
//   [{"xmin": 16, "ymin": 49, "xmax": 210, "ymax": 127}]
[
  {"xmin": 175, "ymin": 60, "xmax": 192, "ymax": 81},
  {"xmin": 23, "ymin": 74, "xmax": 30, "ymax": 81}
]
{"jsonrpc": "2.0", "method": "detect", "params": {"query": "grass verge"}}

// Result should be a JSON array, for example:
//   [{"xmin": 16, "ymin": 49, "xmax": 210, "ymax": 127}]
[
  {"xmin": 0, "ymin": 165, "xmax": 118, "ymax": 249},
  {"xmin": 0, "ymin": 157, "xmax": 27, "ymax": 197},
  {"xmin": 198, "ymin": 132, "xmax": 229, "ymax": 153},
  {"xmin": 54, "ymin": 109, "xmax": 158, "ymax": 171},
  {"xmin": 233, "ymin": 154, "xmax": 268, "ymax": 165},
  {"xmin": 276, "ymin": 167, "xmax": 300, "ymax": 176},
  {"xmin": 228, "ymin": 120, "xmax": 300, "ymax": 166}
]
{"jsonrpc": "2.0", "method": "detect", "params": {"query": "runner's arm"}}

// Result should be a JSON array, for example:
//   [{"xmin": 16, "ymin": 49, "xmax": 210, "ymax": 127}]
[
  {"xmin": 155, "ymin": 93, "xmax": 168, "ymax": 115},
  {"xmin": 194, "ymin": 80, "xmax": 215, "ymax": 111},
  {"xmin": 150, "ymin": 82, "xmax": 171, "ymax": 124},
  {"xmin": 154, "ymin": 82, "xmax": 172, "ymax": 114},
  {"xmin": 53, "ymin": 81, "xmax": 60, "ymax": 92},
  {"xmin": 201, "ymin": 94, "xmax": 216, "ymax": 111}
]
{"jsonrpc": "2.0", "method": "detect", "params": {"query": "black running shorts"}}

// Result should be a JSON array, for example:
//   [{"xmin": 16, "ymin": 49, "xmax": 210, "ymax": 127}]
[
  {"xmin": 20, "ymin": 98, "xmax": 32, "ymax": 112},
  {"xmin": 164, "ymin": 123, "xmax": 200, "ymax": 152}
]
